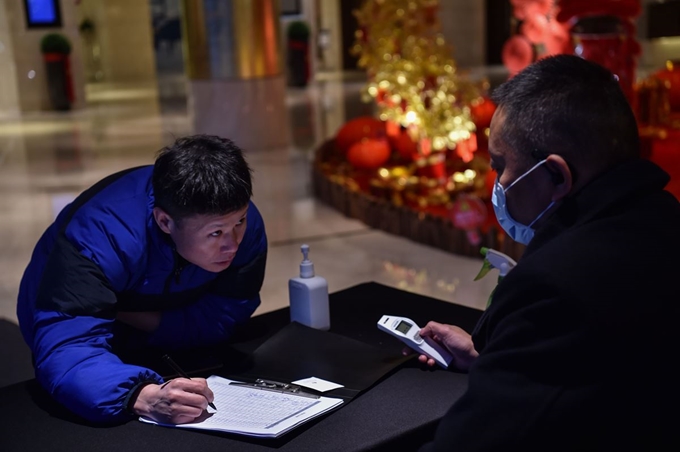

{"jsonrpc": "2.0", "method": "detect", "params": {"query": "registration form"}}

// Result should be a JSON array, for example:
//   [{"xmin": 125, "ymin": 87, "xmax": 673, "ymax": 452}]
[{"xmin": 140, "ymin": 375, "xmax": 343, "ymax": 438}]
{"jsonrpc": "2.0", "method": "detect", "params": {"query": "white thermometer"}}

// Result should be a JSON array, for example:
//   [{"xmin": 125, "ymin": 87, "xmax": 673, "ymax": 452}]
[{"xmin": 377, "ymin": 315, "xmax": 453, "ymax": 369}]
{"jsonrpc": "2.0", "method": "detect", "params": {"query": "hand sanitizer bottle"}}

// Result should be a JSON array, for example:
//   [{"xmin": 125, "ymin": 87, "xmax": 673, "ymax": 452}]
[{"xmin": 289, "ymin": 244, "xmax": 330, "ymax": 330}]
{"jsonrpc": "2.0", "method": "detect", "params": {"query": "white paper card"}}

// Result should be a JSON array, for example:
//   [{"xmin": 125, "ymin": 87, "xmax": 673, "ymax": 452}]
[{"xmin": 292, "ymin": 376, "xmax": 344, "ymax": 392}]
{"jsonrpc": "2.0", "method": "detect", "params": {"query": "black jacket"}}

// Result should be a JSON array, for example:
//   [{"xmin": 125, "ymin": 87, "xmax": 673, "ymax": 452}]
[{"xmin": 423, "ymin": 159, "xmax": 680, "ymax": 451}]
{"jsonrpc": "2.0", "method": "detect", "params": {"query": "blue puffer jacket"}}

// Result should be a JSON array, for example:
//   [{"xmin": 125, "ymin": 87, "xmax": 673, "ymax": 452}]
[{"xmin": 16, "ymin": 166, "xmax": 267, "ymax": 423}]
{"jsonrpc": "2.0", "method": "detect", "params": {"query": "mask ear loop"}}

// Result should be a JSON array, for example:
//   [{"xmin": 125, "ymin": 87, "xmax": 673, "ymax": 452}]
[
  {"xmin": 504, "ymin": 159, "xmax": 548, "ymax": 193},
  {"xmin": 527, "ymin": 200, "xmax": 555, "ymax": 228},
  {"xmin": 531, "ymin": 149, "xmax": 567, "ymax": 185}
]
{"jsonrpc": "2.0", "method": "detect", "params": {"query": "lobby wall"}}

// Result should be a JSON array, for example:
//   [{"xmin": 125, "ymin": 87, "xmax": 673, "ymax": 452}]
[{"xmin": 1, "ymin": 0, "xmax": 86, "ymax": 113}]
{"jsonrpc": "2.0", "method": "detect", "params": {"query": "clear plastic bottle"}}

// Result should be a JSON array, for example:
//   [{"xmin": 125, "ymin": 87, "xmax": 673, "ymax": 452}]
[{"xmin": 289, "ymin": 244, "xmax": 330, "ymax": 330}]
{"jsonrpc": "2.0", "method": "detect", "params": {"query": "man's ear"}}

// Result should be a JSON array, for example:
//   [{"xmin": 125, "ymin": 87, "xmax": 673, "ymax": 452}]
[
  {"xmin": 546, "ymin": 154, "xmax": 573, "ymax": 201},
  {"xmin": 153, "ymin": 207, "xmax": 174, "ymax": 234}
]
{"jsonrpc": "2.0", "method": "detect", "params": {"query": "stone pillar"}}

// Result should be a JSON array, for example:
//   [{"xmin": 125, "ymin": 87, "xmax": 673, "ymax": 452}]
[{"xmin": 181, "ymin": 0, "xmax": 290, "ymax": 150}]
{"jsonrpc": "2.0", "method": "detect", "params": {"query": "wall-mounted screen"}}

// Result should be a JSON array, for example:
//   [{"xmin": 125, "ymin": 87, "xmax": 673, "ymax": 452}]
[{"xmin": 24, "ymin": 0, "xmax": 62, "ymax": 28}]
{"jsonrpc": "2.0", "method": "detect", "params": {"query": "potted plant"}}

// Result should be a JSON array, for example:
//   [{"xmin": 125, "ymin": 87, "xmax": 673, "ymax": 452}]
[
  {"xmin": 287, "ymin": 21, "xmax": 311, "ymax": 87},
  {"xmin": 40, "ymin": 33, "xmax": 73, "ymax": 110}
]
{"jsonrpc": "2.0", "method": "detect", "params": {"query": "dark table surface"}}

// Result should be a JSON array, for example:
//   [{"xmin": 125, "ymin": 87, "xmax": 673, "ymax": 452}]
[{"xmin": 0, "ymin": 282, "xmax": 483, "ymax": 452}]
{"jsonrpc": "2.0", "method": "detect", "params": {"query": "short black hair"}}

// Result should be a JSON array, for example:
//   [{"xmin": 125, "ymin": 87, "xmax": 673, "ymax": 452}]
[
  {"xmin": 152, "ymin": 135, "xmax": 253, "ymax": 221},
  {"xmin": 491, "ymin": 55, "xmax": 639, "ymax": 171}
]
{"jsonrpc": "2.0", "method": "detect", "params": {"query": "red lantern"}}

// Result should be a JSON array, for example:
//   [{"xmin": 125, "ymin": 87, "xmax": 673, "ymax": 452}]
[
  {"xmin": 346, "ymin": 138, "xmax": 392, "ymax": 170},
  {"xmin": 335, "ymin": 117, "xmax": 386, "ymax": 154}
]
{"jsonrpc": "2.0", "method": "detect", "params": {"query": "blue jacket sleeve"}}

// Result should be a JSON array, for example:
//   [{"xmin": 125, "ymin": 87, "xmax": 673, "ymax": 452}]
[
  {"xmin": 30, "ymin": 204, "xmax": 163, "ymax": 423},
  {"xmin": 31, "ymin": 311, "xmax": 162, "ymax": 423},
  {"xmin": 147, "ymin": 203, "xmax": 268, "ymax": 349}
]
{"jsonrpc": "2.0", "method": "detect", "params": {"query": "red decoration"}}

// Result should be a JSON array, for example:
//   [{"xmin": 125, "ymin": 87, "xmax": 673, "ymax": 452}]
[
  {"xmin": 346, "ymin": 138, "xmax": 392, "ymax": 170},
  {"xmin": 571, "ymin": 17, "xmax": 638, "ymax": 103},
  {"xmin": 502, "ymin": 35, "xmax": 535, "ymax": 77},
  {"xmin": 521, "ymin": 13, "xmax": 549, "ymax": 44},
  {"xmin": 415, "ymin": 153, "xmax": 446, "ymax": 181},
  {"xmin": 655, "ymin": 62, "xmax": 680, "ymax": 113},
  {"xmin": 419, "ymin": 138, "xmax": 432, "ymax": 156},
  {"xmin": 376, "ymin": 88, "xmax": 388, "ymax": 104},
  {"xmin": 556, "ymin": 0, "xmax": 641, "ymax": 25},
  {"xmin": 470, "ymin": 97, "xmax": 497, "ymax": 129},
  {"xmin": 390, "ymin": 130, "xmax": 419, "ymax": 162},
  {"xmin": 543, "ymin": 19, "xmax": 571, "ymax": 56},
  {"xmin": 335, "ymin": 117, "xmax": 386, "ymax": 154},
  {"xmin": 449, "ymin": 194, "xmax": 488, "ymax": 245},
  {"xmin": 503, "ymin": 1, "xmax": 642, "ymax": 103},
  {"xmin": 455, "ymin": 136, "xmax": 478, "ymax": 163},
  {"xmin": 386, "ymin": 120, "xmax": 400, "ymax": 137},
  {"xmin": 511, "ymin": 0, "xmax": 553, "ymax": 20}
]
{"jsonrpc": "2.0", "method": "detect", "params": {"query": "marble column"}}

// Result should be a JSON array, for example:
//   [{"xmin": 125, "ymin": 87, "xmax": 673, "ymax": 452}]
[{"xmin": 181, "ymin": 0, "xmax": 290, "ymax": 150}]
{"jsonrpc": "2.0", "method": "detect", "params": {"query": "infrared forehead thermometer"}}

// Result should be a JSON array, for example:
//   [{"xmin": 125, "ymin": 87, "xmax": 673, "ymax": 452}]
[{"xmin": 377, "ymin": 315, "xmax": 453, "ymax": 369}]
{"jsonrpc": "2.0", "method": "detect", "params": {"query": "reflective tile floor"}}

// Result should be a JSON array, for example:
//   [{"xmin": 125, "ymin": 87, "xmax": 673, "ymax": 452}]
[{"xmin": 0, "ymin": 78, "xmax": 498, "ymax": 327}]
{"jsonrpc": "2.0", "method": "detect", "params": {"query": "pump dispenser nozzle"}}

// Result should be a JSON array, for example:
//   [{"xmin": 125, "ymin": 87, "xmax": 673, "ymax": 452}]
[
  {"xmin": 289, "ymin": 243, "xmax": 330, "ymax": 330},
  {"xmin": 299, "ymin": 244, "xmax": 315, "ymax": 278}
]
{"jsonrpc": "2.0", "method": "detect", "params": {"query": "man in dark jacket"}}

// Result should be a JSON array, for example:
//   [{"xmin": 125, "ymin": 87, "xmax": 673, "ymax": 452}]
[
  {"xmin": 418, "ymin": 55, "xmax": 680, "ymax": 450},
  {"xmin": 17, "ymin": 134, "xmax": 267, "ymax": 425}
]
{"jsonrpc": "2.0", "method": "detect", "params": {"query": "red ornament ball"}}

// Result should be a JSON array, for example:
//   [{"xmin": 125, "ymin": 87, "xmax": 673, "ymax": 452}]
[
  {"xmin": 346, "ymin": 139, "xmax": 392, "ymax": 170},
  {"xmin": 390, "ymin": 131, "xmax": 419, "ymax": 162},
  {"xmin": 335, "ymin": 117, "xmax": 386, "ymax": 154}
]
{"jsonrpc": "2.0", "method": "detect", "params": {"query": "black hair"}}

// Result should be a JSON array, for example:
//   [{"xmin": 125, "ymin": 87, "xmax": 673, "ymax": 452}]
[
  {"xmin": 152, "ymin": 134, "xmax": 253, "ymax": 222},
  {"xmin": 490, "ymin": 55, "xmax": 640, "ymax": 171}
]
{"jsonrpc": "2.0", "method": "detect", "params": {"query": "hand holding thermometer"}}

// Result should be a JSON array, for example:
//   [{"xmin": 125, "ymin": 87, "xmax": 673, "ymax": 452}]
[{"xmin": 377, "ymin": 315, "xmax": 453, "ymax": 369}]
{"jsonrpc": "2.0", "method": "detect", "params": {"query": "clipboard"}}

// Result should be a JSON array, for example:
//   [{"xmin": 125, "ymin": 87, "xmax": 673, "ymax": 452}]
[
  {"xmin": 139, "ymin": 375, "xmax": 343, "ymax": 438},
  {"xmin": 229, "ymin": 378, "xmax": 321, "ymax": 399},
  {"xmin": 140, "ymin": 322, "xmax": 412, "ymax": 438},
  {"xmin": 227, "ymin": 321, "xmax": 412, "ymax": 402}
]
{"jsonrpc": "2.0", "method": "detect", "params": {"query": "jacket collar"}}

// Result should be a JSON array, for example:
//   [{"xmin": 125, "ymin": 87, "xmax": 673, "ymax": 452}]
[{"xmin": 524, "ymin": 159, "xmax": 670, "ymax": 257}]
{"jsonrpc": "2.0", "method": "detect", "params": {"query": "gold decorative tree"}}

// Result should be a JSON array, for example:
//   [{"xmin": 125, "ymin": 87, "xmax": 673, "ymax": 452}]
[{"xmin": 352, "ymin": 0, "xmax": 480, "ymax": 160}]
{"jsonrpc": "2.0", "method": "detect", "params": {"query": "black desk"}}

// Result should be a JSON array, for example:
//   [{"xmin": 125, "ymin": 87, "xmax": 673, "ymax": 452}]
[{"xmin": 0, "ymin": 283, "xmax": 483, "ymax": 452}]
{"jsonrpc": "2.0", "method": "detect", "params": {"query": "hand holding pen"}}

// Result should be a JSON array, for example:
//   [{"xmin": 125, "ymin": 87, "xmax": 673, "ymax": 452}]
[
  {"xmin": 163, "ymin": 354, "xmax": 217, "ymax": 410},
  {"xmin": 131, "ymin": 365, "xmax": 216, "ymax": 424}
]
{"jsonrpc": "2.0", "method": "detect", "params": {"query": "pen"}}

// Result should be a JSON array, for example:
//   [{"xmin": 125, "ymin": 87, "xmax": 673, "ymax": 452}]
[{"xmin": 162, "ymin": 354, "xmax": 217, "ymax": 411}]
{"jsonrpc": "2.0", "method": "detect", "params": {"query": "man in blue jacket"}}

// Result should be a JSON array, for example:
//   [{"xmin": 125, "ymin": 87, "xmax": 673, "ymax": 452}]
[{"xmin": 17, "ymin": 134, "xmax": 267, "ymax": 425}]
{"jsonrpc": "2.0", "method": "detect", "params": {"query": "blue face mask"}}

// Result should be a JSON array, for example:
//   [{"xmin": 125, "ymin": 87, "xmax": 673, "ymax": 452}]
[{"xmin": 491, "ymin": 160, "xmax": 555, "ymax": 245}]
